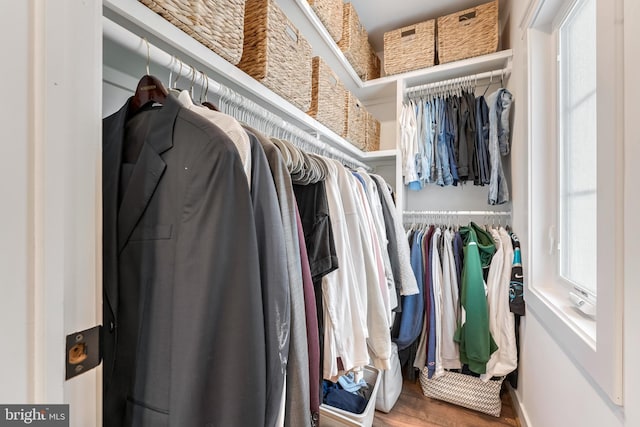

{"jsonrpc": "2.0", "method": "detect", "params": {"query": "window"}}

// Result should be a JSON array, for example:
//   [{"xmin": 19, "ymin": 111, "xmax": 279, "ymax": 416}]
[
  {"xmin": 525, "ymin": 0, "xmax": 623, "ymax": 405},
  {"xmin": 558, "ymin": 0, "xmax": 597, "ymax": 299}
]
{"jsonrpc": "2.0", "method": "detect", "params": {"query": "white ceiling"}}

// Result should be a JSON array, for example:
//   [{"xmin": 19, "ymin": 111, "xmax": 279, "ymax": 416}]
[{"xmin": 349, "ymin": 0, "xmax": 506, "ymax": 52}]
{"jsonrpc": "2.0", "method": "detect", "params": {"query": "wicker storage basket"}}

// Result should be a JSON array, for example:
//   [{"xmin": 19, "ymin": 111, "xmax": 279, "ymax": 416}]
[
  {"xmin": 437, "ymin": 0, "xmax": 499, "ymax": 64},
  {"xmin": 419, "ymin": 368, "xmax": 504, "ymax": 417},
  {"xmin": 308, "ymin": 57, "xmax": 346, "ymax": 136},
  {"xmin": 338, "ymin": 3, "xmax": 369, "ymax": 79},
  {"xmin": 364, "ymin": 46, "xmax": 381, "ymax": 81},
  {"xmin": 365, "ymin": 110, "xmax": 380, "ymax": 151},
  {"xmin": 238, "ymin": 0, "xmax": 312, "ymax": 111},
  {"xmin": 383, "ymin": 19, "xmax": 435, "ymax": 75},
  {"xmin": 308, "ymin": 0, "xmax": 343, "ymax": 43},
  {"xmin": 343, "ymin": 92, "xmax": 366, "ymax": 150},
  {"xmin": 139, "ymin": 0, "xmax": 246, "ymax": 65}
]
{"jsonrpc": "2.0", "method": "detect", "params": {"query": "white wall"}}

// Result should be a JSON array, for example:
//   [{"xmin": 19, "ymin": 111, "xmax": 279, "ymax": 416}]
[
  {"xmin": 0, "ymin": 0, "xmax": 32, "ymax": 402},
  {"xmin": 508, "ymin": 0, "xmax": 640, "ymax": 425},
  {"xmin": 622, "ymin": 0, "xmax": 640, "ymax": 422}
]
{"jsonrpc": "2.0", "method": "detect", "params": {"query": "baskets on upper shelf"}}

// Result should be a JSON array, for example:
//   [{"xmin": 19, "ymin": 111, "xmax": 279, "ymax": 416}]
[
  {"xmin": 365, "ymin": 110, "xmax": 381, "ymax": 152},
  {"xmin": 365, "ymin": 44, "xmax": 381, "ymax": 81},
  {"xmin": 342, "ymin": 91, "xmax": 381, "ymax": 152},
  {"xmin": 308, "ymin": 57, "xmax": 346, "ymax": 137},
  {"xmin": 238, "ymin": 0, "xmax": 313, "ymax": 111},
  {"xmin": 384, "ymin": 0, "xmax": 499, "ymax": 73},
  {"xmin": 138, "ymin": 0, "xmax": 246, "ymax": 65},
  {"xmin": 343, "ymin": 91, "xmax": 367, "ymax": 150},
  {"xmin": 383, "ymin": 20, "xmax": 436, "ymax": 76},
  {"xmin": 307, "ymin": 0, "xmax": 343, "ymax": 43},
  {"xmin": 437, "ymin": 0, "xmax": 499, "ymax": 64},
  {"xmin": 338, "ymin": 3, "xmax": 369, "ymax": 79},
  {"xmin": 337, "ymin": 3, "xmax": 381, "ymax": 81}
]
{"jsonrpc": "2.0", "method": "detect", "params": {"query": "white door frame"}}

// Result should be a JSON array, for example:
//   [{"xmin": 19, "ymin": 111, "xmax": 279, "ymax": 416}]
[{"xmin": 0, "ymin": 1, "xmax": 102, "ymax": 425}]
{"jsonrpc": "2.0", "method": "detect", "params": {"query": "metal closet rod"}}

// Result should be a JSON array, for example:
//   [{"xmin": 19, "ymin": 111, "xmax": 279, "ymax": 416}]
[
  {"xmin": 403, "ymin": 210, "xmax": 511, "ymax": 216},
  {"xmin": 102, "ymin": 18, "xmax": 370, "ymax": 171},
  {"xmin": 405, "ymin": 66, "xmax": 512, "ymax": 96}
]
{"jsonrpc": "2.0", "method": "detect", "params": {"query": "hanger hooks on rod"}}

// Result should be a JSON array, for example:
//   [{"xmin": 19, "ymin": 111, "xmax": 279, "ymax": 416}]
[
  {"xmin": 106, "ymin": 21, "xmax": 372, "ymax": 171},
  {"xmin": 143, "ymin": 37, "xmax": 151, "ymax": 75},
  {"xmin": 189, "ymin": 65, "xmax": 197, "ymax": 98},
  {"xmin": 406, "ymin": 66, "xmax": 510, "ymax": 101},
  {"xmin": 168, "ymin": 55, "xmax": 176, "ymax": 89},
  {"xmin": 483, "ymin": 70, "xmax": 494, "ymax": 97},
  {"xmin": 173, "ymin": 58, "xmax": 183, "ymax": 89},
  {"xmin": 203, "ymin": 71, "xmax": 209, "ymax": 102},
  {"xmin": 197, "ymin": 71, "xmax": 205, "ymax": 103}
]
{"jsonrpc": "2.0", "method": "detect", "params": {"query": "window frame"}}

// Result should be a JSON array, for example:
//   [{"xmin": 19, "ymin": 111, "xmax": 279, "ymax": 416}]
[
  {"xmin": 524, "ymin": 0, "xmax": 624, "ymax": 405},
  {"xmin": 557, "ymin": 0, "xmax": 598, "ymax": 300}
]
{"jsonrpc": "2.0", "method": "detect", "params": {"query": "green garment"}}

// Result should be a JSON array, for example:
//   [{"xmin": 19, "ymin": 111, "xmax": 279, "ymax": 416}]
[{"xmin": 454, "ymin": 222, "xmax": 498, "ymax": 374}]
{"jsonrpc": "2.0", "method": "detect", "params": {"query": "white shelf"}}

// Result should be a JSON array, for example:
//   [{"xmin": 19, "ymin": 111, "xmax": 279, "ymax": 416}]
[
  {"xmin": 399, "ymin": 50, "xmax": 513, "ymax": 89},
  {"xmin": 362, "ymin": 149, "xmax": 398, "ymax": 161},
  {"xmin": 284, "ymin": 0, "xmax": 398, "ymax": 103},
  {"xmin": 103, "ymin": 0, "xmax": 371, "ymax": 162},
  {"xmin": 285, "ymin": 0, "xmax": 362, "ymax": 87},
  {"xmin": 285, "ymin": 0, "xmax": 512, "ymax": 102},
  {"xmin": 103, "ymin": 0, "xmax": 511, "ymax": 168}
]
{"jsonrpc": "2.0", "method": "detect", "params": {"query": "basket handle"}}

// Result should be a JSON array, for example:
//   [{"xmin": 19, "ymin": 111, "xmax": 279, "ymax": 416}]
[
  {"xmin": 285, "ymin": 24, "xmax": 299, "ymax": 45},
  {"xmin": 459, "ymin": 10, "xmax": 477, "ymax": 22},
  {"xmin": 401, "ymin": 27, "xmax": 416, "ymax": 38}
]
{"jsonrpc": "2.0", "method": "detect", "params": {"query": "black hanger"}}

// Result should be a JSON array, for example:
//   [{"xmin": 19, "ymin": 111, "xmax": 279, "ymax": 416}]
[
  {"xmin": 128, "ymin": 38, "xmax": 168, "ymax": 117},
  {"xmin": 129, "ymin": 74, "xmax": 167, "ymax": 114},
  {"xmin": 202, "ymin": 101, "xmax": 220, "ymax": 111}
]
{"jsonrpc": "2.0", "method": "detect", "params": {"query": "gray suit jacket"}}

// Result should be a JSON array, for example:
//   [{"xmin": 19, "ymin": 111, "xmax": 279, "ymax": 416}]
[{"xmin": 102, "ymin": 95, "xmax": 266, "ymax": 426}]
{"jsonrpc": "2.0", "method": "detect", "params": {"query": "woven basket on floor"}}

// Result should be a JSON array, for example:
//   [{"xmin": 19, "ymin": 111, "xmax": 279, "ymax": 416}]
[
  {"xmin": 364, "ymin": 110, "xmax": 380, "ymax": 151},
  {"xmin": 383, "ymin": 19, "xmax": 435, "ymax": 75},
  {"xmin": 437, "ymin": 0, "xmax": 499, "ymax": 64},
  {"xmin": 364, "ymin": 46, "xmax": 381, "ymax": 81},
  {"xmin": 338, "ymin": 3, "xmax": 368, "ymax": 79},
  {"xmin": 308, "ymin": 57, "xmax": 346, "ymax": 137},
  {"xmin": 139, "ymin": 0, "xmax": 246, "ymax": 65},
  {"xmin": 308, "ymin": 0, "xmax": 343, "ymax": 43},
  {"xmin": 343, "ymin": 91, "xmax": 366, "ymax": 150},
  {"xmin": 419, "ymin": 368, "xmax": 504, "ymax": 417},
  {"xmin": 238, "ymin": 0, "xmax": 312, "ymax": 111}
]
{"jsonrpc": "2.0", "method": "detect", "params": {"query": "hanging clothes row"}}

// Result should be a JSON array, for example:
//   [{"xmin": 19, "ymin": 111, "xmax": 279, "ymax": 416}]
[
  {"xmin": 102, "ymin": 70, "xmax": 416, "ymax": 427},
  {"xmin": 392, "ymin": 217, "xmax": 525, "ymax": 389},
  {"xmin": 400, "ymin": 76, "xmax": 514, "ymax": 205},
  {"xmin": 275, "ymin": 128, "xmax": 420, "ymax": 417}
]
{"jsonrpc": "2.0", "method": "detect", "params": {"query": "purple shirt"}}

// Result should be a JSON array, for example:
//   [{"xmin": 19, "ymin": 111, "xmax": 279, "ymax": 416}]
[{"xmin": 295, "ymin": 206, "xmax": 320, "ymax": 421}]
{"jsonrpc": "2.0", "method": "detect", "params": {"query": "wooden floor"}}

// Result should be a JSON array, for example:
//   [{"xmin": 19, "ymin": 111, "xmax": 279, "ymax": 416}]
[{"xmin": 373, "ymin": 380, "xmax": 521, "ymax": 427}]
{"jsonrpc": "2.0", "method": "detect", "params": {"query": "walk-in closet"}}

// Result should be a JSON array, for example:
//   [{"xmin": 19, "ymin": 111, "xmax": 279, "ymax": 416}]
[{"xmin": 1, "ymin": 0, "xmax": 638, "ymax": 426}]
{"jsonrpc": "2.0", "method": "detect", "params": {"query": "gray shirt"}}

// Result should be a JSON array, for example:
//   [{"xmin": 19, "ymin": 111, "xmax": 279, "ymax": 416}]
[
  {"xmin": 246, "ymin": 130, "xmax": 293, "ymax": 427},
  {"xmin": 246, "ymin": 127, "xmax": 312, "ymax": 427}
]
